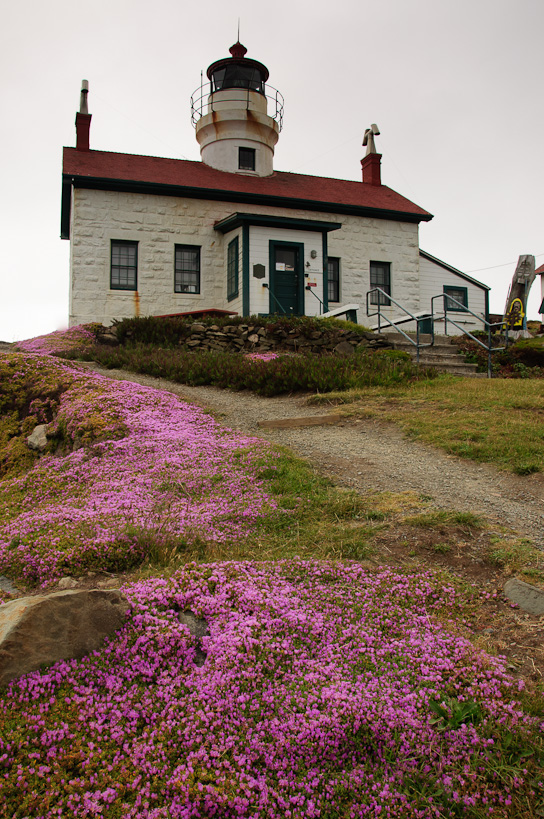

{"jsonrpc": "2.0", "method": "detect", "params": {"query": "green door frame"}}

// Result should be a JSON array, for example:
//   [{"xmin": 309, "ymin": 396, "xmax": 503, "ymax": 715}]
[{"xmin": 268, "ymin": 240, "xmax": 306, "ymax": 316}]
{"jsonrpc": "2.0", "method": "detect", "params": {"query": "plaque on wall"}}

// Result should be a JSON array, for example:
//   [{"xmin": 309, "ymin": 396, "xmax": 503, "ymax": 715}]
[{"xmin": 253, "ymin": 264, "xmax": 266, "ymax": 279}]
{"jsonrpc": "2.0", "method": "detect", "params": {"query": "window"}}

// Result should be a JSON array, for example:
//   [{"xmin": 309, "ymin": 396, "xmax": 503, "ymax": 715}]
[
  {"xmin": 110, "ymin": 240, "xmax": 137, "ymax": 290},
  {"xmin": 175, "ymin": 245, "xmax": 200, "ymax": 294},
  {"xmin": 327, "ymin": 257, "xmax": 340, "ymax": 302},
  {"xmin": 369, "ymin": 261, "xmax": 391, "ymax": 305},
  {"xmin": 227, "ymin": 237, "xmax": 239, "ymax": 301},
  {"xmin": 443, "ymin": 286, "xmax": 468, "ymax": 311},
  {"xmin": 239, "ymin": 147, "xmax": 256, "ymax": 171}
]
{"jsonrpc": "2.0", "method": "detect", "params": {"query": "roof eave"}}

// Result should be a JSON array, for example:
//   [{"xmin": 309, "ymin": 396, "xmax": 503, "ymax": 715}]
[
  {"xmin": 62, "ymin": 173, "xmax": 433, "ymax": 224},
  {"xmin": 214, "ymin": 212, "xmax": 343, "ymax": 234},
  {"xmin": 419, "ymin": 249, "xmax": 490, "ymax": 289}
]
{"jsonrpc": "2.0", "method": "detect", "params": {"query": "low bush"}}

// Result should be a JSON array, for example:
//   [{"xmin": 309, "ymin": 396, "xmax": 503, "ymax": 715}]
[
  {"xmin": 65, "ymin": 344, "xmax": 432, "ymax": 395},
  {"xmin": 455, "ymin": 334, "xmax": 544, "ymax": 377}
]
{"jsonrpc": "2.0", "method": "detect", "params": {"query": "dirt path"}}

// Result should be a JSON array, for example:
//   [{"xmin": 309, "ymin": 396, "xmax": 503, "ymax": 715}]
[{"xmin": 82, "ymin": 363, "xmax": 544, "ymax": 548}]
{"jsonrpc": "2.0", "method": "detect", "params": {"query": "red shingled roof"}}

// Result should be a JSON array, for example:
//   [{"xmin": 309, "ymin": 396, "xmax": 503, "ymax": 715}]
[
  {"xmin": 62, "ymin": 148, "xmax": 432, "ymax": 221},
  {"xmin": 536, "ymin": 264, "xmax": 544, "ymax": 275}
]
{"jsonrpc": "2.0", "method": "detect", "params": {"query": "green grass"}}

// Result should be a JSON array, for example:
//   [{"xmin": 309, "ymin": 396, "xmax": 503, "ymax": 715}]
[
  {"xmin": 148, "ymin": 448, "xmax": 379, "ymax": 567},
  {"xmin": 404, "ymin": 510, "xmax": 484, "ymax": 530},
  {"xmin": 311, "ymin": 377, "xmax": 544, "ymax": 474}
]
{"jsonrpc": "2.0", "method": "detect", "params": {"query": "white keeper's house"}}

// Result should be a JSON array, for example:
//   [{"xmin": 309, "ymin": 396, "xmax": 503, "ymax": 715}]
[{"xmin": 61, "ymin": 41, "xmax": 489, "ymax": 332}]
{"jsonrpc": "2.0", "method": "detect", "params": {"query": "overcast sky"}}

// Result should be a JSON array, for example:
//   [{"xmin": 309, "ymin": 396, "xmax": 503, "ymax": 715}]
[{"xmin": 1, "ymin": 0, "xmax": 542, "ymax": 341}]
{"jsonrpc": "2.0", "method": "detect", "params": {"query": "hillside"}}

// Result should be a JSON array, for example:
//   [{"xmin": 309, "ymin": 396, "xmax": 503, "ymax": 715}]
[{"xmin": 0, "ymin": 328, "xmax": 543, "ymax": 818}]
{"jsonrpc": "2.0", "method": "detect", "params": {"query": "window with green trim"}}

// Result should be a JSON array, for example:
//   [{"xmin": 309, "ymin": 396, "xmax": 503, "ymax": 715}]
[
  {"xmin": 175, "ymin": 245, "xmax": 200, "ymax": 294},
  {"xmin": 227, "ymin": 237, "xmax": 239, "ymax": 300},
  {"xmin": 111, "ymin": 240, "xmax": 138, "ymax": 290},
  {"xmin": 443, "ymin": 285, "xmax": 468, "ymax": 311},
  {"xmin": 327, "ymin": 257, "xmax": 340, "ymax": 302},
  {"xmin": 370, "ymin": 261, "xmax": 391, "ymax": 305}
]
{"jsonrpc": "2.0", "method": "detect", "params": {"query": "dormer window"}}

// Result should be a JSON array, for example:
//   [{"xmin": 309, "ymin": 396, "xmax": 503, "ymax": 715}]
[{"xmin": 239, "ymin": 147, "xmax": 256, "ymax": 171}]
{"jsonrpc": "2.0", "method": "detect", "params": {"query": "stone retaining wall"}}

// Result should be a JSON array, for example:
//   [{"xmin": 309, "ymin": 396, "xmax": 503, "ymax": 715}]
[{"xmin": 98, "ymin": 322, "xmax": 393, "ymax": 356}]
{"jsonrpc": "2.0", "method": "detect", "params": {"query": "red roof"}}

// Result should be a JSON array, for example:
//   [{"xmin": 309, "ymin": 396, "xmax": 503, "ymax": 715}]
[
  {"xmin": 62, "ymin": 148, "xmax": 432, "ymax": 221},
  {"xmin": 536, "ymin": 264, "xmax": 544, "ymax": 275}
]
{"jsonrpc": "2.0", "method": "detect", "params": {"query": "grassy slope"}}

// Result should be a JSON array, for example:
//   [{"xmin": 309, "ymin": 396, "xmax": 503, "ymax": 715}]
[{"xmin": 311, "ymin": 377, "xmax": 544, "ymax": 475}]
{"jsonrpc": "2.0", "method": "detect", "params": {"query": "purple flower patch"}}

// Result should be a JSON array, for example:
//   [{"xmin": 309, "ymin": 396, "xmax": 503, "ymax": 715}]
[{"xmin": 0, "ymin": 561, "xmax": 536, "ymax": 817}]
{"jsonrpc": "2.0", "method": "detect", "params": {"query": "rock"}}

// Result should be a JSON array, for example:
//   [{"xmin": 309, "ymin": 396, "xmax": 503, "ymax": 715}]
[
  {"xmin": 258, "ymin": 414, "xmax": 342, "ymax": 429},
  {"xmin": 191, "ymin": 323, "xmax": 205, "ymax": 333},
  {"xmin": 26, "ymin": 424, "xmax": 48, "ymax": 452},
  {"xmin": 504, "ymin": 578, "xmax": 544, "ymax": 615},
  {"xmin": 57, "ymin": 576, "xmax": 78, "ymax": 589},
  {"xmin": 178, "ymin": 609, "xmax": 209, "ymax": 639},
  {"xmin": 98, "ymin": 333, "xmax": 119, "ymax": 346},
  {"xmin": 248, "ymin": 334, "xmax": 260, "ymax": 344},
  {"xmin": 178, "ymin": 609, "xmax": 209, "ymax": 667},
  {"xmin": 0, "ymin": 576, "xmax": 19, "ymax": 596},
  {"xmin": 334, "ymin": 341, "xmax": 355, "ymax": 356},
  {"xmin": 0, "ymin": 589, "xmax": 129, "ymax": 687}
]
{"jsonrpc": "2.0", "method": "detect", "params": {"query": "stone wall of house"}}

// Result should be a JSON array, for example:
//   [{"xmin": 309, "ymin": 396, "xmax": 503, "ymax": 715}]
[
  {"xmin": 327, "ymin": 214, "xmax": 420, "ymax": 313},
  {"xmin": 69, "ymin": 187, "xmax": 421, "ymax": 327}
]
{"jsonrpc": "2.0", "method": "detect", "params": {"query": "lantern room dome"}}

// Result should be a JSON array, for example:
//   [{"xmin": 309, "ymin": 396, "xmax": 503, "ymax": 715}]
[{"xmin": 206, "ymin": 42, "xmax": 269, "ymax": 95}]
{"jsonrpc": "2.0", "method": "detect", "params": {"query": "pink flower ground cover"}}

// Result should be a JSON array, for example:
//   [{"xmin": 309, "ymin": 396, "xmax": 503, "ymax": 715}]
[
  {"xmin": 16, "ymin": 325, "xmax": 98, "ymax": 356},
  {"xmin": 0, "ymin": 352, "xmax": 278, "ymax": 584},
  {"xmin": 0, "ymin": 561, "xmax": 539, "ymax": 818},
  {"xmin": 244, "ymin": 353, "xmax": 281, "ymax": 362}
]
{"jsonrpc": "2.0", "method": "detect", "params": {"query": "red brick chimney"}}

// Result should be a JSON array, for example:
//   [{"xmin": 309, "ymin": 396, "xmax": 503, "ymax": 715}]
[
  {"xmin": 361, "ymin": 153, "xmax": 382, "ymax": 186},
  {"xmin": 75, "ymin": 80, "xmax": 91, "ymax": 151}
]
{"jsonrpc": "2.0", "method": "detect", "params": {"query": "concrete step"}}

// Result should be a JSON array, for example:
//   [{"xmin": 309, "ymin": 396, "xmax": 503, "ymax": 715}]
[{"xmin": 382, "ymin": 332, "xmax": 456, "ymax": 351}]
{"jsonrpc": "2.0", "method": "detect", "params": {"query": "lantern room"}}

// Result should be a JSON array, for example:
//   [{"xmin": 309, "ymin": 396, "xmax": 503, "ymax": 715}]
[{"xmin": 191, "ymin": 42, "xmax": 284, "ymax": 177}]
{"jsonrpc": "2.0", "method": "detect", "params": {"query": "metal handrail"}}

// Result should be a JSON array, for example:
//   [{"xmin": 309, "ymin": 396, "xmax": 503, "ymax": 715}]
[
  {"xmin": 431, "ymin": 294, "xmax": 507, "ymax": 379},
  {"xmin": 190, "ymin": 83, "xmax": 284, "ymax": 130},
  {"xmin": 262, "ymin": 283, "xmax": 289, "ymax": 315},
  {"xmin": 305, "ymin": 285, "xmax": 323, "ymax": 314},
  {"xmin": 366, "ymin": 288, "xmax": 434, "ymax": 364}
]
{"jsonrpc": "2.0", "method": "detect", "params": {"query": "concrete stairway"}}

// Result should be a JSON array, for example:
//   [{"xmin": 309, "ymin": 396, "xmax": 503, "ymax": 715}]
[{"xmin": 382, "ymin": 332, "xmax": 485, "ymax": 377}]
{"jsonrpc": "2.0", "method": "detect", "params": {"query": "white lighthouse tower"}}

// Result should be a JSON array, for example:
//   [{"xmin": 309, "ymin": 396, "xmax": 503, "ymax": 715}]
[{"xmin": 191, "ymin": 42, "xmax": 284, "ymax": 177}]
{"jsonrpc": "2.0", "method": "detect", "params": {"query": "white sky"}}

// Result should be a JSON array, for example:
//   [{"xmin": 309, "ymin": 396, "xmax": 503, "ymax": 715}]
[{"xmin": 1, "ymin": 0, "xmax": 542, "ymax": 341}]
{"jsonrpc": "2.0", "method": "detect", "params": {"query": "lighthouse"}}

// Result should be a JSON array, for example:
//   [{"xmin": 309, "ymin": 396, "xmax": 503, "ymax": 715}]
[{"xmin": 191, "ymin": 42, "xmax": 284, "ymax": 177}]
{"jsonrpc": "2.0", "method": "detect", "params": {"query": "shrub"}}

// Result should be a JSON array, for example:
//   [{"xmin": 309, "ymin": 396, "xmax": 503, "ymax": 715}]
[{"xmin": 66, "ymin": 343, "xmax": 431, "ymax": 395}]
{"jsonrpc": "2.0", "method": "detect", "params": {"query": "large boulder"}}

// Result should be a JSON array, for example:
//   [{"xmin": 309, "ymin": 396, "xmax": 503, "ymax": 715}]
[
  {"xmin": 0, "ymin": 589, "xmax": 129, "ymax": 687},
  {"xmin": 504, "ymin": 578, "xmax": 544, "ymax": 615},
  {"xmin": 26, "ymin": 424, "xmax": 48, "ymax": 452}
]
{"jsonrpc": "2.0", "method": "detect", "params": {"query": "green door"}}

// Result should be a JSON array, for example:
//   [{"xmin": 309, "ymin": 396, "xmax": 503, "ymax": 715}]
[{"xmin": 269, "ymin": 243, "xmax": 304, "ymax": 315}]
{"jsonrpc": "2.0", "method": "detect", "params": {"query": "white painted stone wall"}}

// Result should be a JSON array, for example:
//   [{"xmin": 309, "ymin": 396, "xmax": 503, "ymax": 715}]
[
  {"xmin": 327, "ymin": 214, "xmax": 421, "ymax": 323},
  {"xmin": 69, "ymin": 187, "xmax": 423, "ymax": 326},
  {"xmin": 248, "ymin": 226, "xmax": 324, "ymax": 317}
]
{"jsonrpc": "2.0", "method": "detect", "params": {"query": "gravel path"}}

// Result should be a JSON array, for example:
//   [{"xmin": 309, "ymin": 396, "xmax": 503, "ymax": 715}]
[{"xmin": 82, "ymin": 364, "xmax": 544, "ymax": 548}]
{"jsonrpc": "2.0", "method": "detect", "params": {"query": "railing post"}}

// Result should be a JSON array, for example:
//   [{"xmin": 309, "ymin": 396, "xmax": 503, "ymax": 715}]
[{"xmin": 487, "ymin": 322, "xmax": 492, "ymax": 379}]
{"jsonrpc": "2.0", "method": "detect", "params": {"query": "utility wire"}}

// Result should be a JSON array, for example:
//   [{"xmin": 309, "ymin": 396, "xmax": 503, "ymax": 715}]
[{"xmin": 466, "ymin": 253, "xmax": 544, "ymax": 274}]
